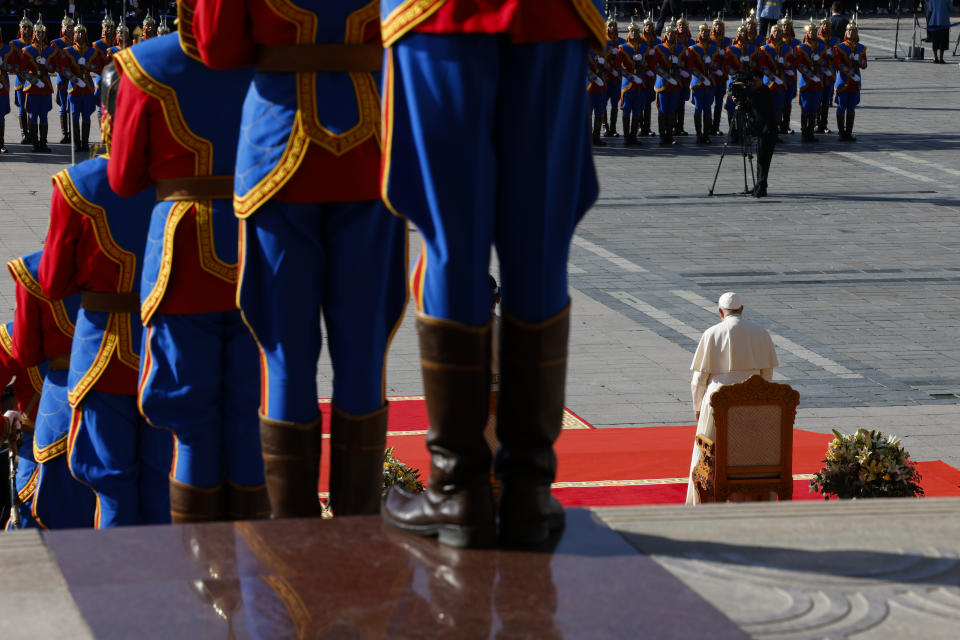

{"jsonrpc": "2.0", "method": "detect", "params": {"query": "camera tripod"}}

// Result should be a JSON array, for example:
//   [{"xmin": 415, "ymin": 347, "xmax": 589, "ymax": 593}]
[{"xmin": 708, "ymin": 107, "xmax": 756, "ymax": 197}]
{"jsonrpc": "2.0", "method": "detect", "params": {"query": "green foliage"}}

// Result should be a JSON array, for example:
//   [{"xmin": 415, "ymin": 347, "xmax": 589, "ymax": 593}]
[
  {"xmin": 383, "ymin": 447, "xmax": 424, "ymax": 493},
  {"xmin": 810, "ymin": 428, "xmax": 924, "ymax": 500}
]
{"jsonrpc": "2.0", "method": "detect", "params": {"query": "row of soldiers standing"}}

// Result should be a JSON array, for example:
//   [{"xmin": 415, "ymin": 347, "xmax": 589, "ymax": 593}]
[
  {"xmin": 0, "ymin": 10, "xmax": 168, "ymax": 154},
  {"xmin": 1, "ymin": 0, "xmax": 608, "ymax": 552},
  {"xmin": 588, "ymin": 11, "xmax": 868, "ymax": 146}
]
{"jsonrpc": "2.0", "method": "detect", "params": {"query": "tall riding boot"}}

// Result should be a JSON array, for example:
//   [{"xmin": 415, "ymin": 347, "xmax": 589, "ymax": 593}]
[
  {"xmin": 666, "ymin": 115, "xmax": 676, "ymax": 145},
  {"xmin": 712, "ymin": 101, "xmax": 724, "ymax": 135},
  {"xmin": 606, "ymin": 105, "xmax": 619, "ymax": 137},
  {"xmin": 836, "ymin": 111, "xmax": 846, "ymax": 140},
  {"xmin": 59, "ymin": 113, "xmax": 71, "ymax": 144},
  {"xmin": 496, "ymin": 306, "xmax": 570, "ymax": 546},
  {"xmin": 622, "ymin": 114, "xmax": 632, "ymax": 145},
  {"xmin": 675, "ymin": 106, "xmax": 688, "ymax": 136},
  {"xmin": 0, "ymin": 122, "xmax": 6, "ymax": 153},
  {"xmin": 845, "ymin": 112, "xmax": 856, "ymax": 142},
  {"xmin": 782, "ymin": 103, "xmax": 794, "ymax": 134},
  {"xmin": 170, "ymin": 479, "xmax": 223, "ymax": 524},
  {"xmin": 29, "ymin": 123, "xmax": 41, "ymax": 152},
  {"xmin": 694, "ymin": 112, "xmax": 704, "ymax": 143},
  {"xmin": 72, "ymin": 119, "xmax": 82, "ymax": 151},
  {"xmin": 629, "ymin": 115, "xmax": 640, "ymax": 145},
  {"xmin": 591, "ymin": 115, "xmax": 605, "ymax": 146},
  {"xmin": 81, "ymin": 120, "xmax": 91, "ymax": 152},
  {"xmin": 329, "ymin": 404, "xmax": 389, "ymax": 516},
  {"xmin": 259, "ymin": 413, "xmax": 324, "ymax": 518},
  {"xmin": 657, "ymin": 114, "xmax": 668, "ymax": 145},
  {"xmin": 381, "ymin": 316, "xmax": 495, "ymax": 548},
  {"xmin": 38, "ymin": 124, "xmax": 51, "ymax": 152},
  {"xmin": 702, "ymin": 113, "xmax": 712, "ymax": 144},
  {"xmin": 643, "ymin": 105, "xmax": 655, "ymax": 136},
  {"xmin": 224, "ymin": 481, "xmax": 271, "ymax": 521},
  {"xmin": 19, "ymin": 114, "xmax": 30, "ymax": 144},
  {"xmin": 800, "ymin": 114, "xmax": 811, "ymax": 142}
]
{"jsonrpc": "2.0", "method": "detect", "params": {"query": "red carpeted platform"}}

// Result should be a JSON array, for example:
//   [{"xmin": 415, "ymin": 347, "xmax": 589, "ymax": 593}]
[{"xmin": 317, "ymin": 398, "xmax": 960, "ymax": 506}]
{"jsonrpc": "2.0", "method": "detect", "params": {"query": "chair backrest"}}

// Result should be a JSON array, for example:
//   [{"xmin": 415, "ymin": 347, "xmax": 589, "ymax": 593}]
[{"xmin": 710, "ymin": 375, "xmax": 800, "ymax": 500}]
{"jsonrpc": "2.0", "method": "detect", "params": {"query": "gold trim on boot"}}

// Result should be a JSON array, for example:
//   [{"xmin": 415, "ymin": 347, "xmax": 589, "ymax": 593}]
[
  {"xmin": 170, "ymin": 478, "xmax": 224, "ymax": 524},
  {"xmin": 259, "ymin": 414, "xmax": 323, "ymax": 519},
  {"xmin": 496, "ymin": 304, "xmax": 571, "ymax": 546},
  {"xmin": 225, "ymin": 480, "xmax": 271, "ymax": 521},
  {"xmin": 381, "ymin": 314, "xmax": 495, "ymax": 548},
  {"xmin": 329, "ymin": 403, "xmax": 388, "ymax": 516}
]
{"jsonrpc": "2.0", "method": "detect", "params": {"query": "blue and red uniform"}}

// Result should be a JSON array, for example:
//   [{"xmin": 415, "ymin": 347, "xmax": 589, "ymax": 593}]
[
  {"xmin": 108, "ymin": 23, "xmax": 266, "ymax": 523},
  {"xmin": 602, "ymin": 34, "xmax": 625, "ymax": 130},
  {"xmin": 192, "ymin": 0, "xmax": 409, "ymax": 517},
  {"xmin": 0, "ymin": 321, "xmax": 46, "ymax": 530},
  {"xmin": 9, "ymin": 34, "xmax": 30, "ymax": 120},
  {"xmin": 0, "ymin": 43, "xmax": 14, "ymax": 122},
  {"xmin": 796, "ymin": 39, "xmax": 822, "ymax": 115},
  {"xmin": 833, "ymin": 39, "xmax": 866, "ymax": 115},
  {"xmin": 686, "ymin": 39, "xmax": 717, "ymax": 116},
  {"xmin": 616, "ymin": 41, "xmax": 646, "ymax": 123},
  {"xmin": 653, "ymin": 40, "xmax": 681, "ymax": 116},
  {"xmin": 757, "ymin": 41, "xmax": 787, "ymax": 118},
  {"xmin": 40, "ymin": 157, "xmax": 167, "ymax": 528},
  {"xmin": 19, "ymin": 39, "xmax": 55, "ymax": 126},
  {"xmin": 709, "ymin": 31, "xmax": 731, "ymax": 125},
  {"xmin": 8, "ymin": 252, "xmax": 91, "ymax": 530},
  {"xmin": 50, "ymin": 30, "xmax": 74, "ymax": 118},
  {"xmin": 818, "ymin": 30, "xmax": 838, "ymax": 113}
]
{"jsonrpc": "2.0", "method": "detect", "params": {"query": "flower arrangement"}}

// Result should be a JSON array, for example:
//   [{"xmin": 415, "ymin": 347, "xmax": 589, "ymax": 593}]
[
  {"xmin": 810, "ymin": 428, "xmax": 924, "ymax": 500},
  {"xmin": 383, "ymin": 447, "xmax": 424, "ymax": 494}
]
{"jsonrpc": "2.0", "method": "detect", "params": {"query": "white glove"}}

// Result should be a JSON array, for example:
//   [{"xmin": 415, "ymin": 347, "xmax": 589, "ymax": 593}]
[
  {"xmin": 37, "ymin": 56, "xmax": 46, "ymax": 65},
  {"xmin": 786, "ymin": 69, "xmax": 795, "ymax": 76},
  {"xmin": 679, "ymin": 69, "xmax": 690, "ymax": 78},
  {"xmin": 852, "ymin": 73, "xmax": 861, "ymax": 82},
  {"xmin": 646, "ymin": 70, "xmax": 655, "ymax": 77},
  {"xmin": 813, "ymin": 54, "xmax": 820, "ymax": 61},
  {"xmin": 593, "ymin": 77, "xmax": 604, "ymax": 87},
  {"xmin": 78, "ymin": 56, "xmax": 86, "ymax": 65},
  {"xmin": 774, "ymin": 76, "xmax": 784, "ymax": 85},
  {"xmin": 611, "ymin": 69, "xmax": 619, "ymax": 77},
  {"xmin": 852, "ymin": 53, "xmax": 859, "ymax": 61},
  {"xmin": 824, "ymin": 68, "xmax": 833, "ymax": 76},
  {"xmin": 777, "ymin": 56, "xmax": 784, "ymax": 63},
  {"xmin": 812, "ymin": 74, "xmax": 821, "ymax": 82},
  {"xmin": 671, "ymin": 55, "xmax": 679, "ymax": 63},
  {"xmin": 3, "ymin": 410, "xmax": 22, "ymax": 440},
  {"xmin": 705, "ymin": 56, "xmax": 712, "ymax": 63},
  {"xmin": 634, "ymin": 54, "xmax": 642, "ymax": 61},
  {"xmin": 76, "ymin": 79, "xmax": 86, "ymax": 88},
  {"xmin": 631, "ymin": 74, "xmax": 642, "ymax": 83},
  {"xmin": 703, "ymin": 79, "xmax": 712, "ymax": 87},
  {"xmin": 741, "ymin": 55, "xmax": 749, "ymax": 62},
  {"xmin": 668, "ymin": 77, "xmax": 678, "ymax": 85},
  {"xmin": 714, "ymin": 69, "xmax": 723, "ymax": 76},
  {"xmin": 36, "ymin": 80, "xmax": 45, "ymax": 88}
]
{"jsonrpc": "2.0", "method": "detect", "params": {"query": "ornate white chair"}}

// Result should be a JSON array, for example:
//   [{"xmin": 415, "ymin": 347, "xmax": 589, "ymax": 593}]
[{"xmin": 692, "ymin": 375, "xmax": 800, "ymax": 503}]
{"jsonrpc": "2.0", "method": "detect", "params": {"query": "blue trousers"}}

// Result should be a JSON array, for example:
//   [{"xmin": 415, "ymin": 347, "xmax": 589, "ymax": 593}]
[
  {"xmin": 835, "ymin": 91, "xmax": 860, "ymax": 114},
  {"xmin": 67, "ymin": 390, "xmax": 172, "ymax": 527},
  {"xmin": 26, "ymin": 94, "xmax": 52, "ymax": 124},
  {"xmin": 383, "ymin": 34, "xmax": 597, "ymax": 326},
  {"xmin": 798, "ymin": 90, "xmax": 819, "ymax": 114},
  {"xmin": 4, "ymin": 432, "xmax": 39, "ymax": 530},
  {"xmin": 0, "ymin": 95, "xmax": 8, "ymax": 117},
  {"xmin": 139, "ymin": 311, "xmax": 265, "ymax": 491},
  {"xmin": 691, "ymin": 87, "xmax": 711, "ymax": 114},
  {"xmin": 657, "ymin": 91, "xmax": 679, "ymax": 115},
  {"xmin": 820, "ymin": 83, "xmax": 834, "ymax": 108},
  {"xmin": 604, "ymin": 83, "xmax": 619, "ymax": 110},
  {"xmin": 15, "ymin": 89, "xmax": 26, "ymax": 116},
  {"xmin": 31, "ymin": 369, "xmax": 96, "ymax": 529},
  {"xmin": 619, "ymin": 89, "xmax": 642, "ymax": 118},
  {"xmin": 238, "ymin": 200, "xmax": 407, "ymax": 422},
  {"xmin": 589, "ymin": 91, "xmax": 605, "ymax": 118},
  {"xmin": 772, "ymin": 90, "xmax": 785, "ymax": 118},
  {"xmin": 57, "ymin": 83, "xmax": 69, "ymax": 113},
  {"xmin": 69, "ymin": 93, "xmax": 97, "ymax": 122}
]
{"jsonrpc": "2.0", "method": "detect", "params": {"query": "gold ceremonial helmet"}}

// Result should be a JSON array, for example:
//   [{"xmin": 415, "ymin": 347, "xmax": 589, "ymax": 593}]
[
  {"xmin": 143, "ymin": 10, "xmax": 157, "ymax": 27},
  {"xmin": 780, "ymin": 12, "xmax": 793, "ymax": 27},
  {"xmin": 664, "ymin": 19, "xmax": 678, "ymax": 35},
  {"xmin": 606, "ymin": 17, "xmax": 617, "ymax": 29},
  {"xmin": 846, "ymin": 19, "xmax": 859, "ymax": 34},
  {"xmin": 19, "ymin": 10, "xmax": 33, "ymax": 28},
  {"xmin": 699, "ymin": 23, "xmax": 710, "ymax": 35},
  {"xmin": 158, "ymin": 16, "xmax": 171, "ymax": 35},
  {"xmin": 102, "ymin": 11, "xmax": 115, "ymax": 28},
  {"xmin": 627, "ymin": 21, "xmax": 641, "ymax": 35},
  {"xmin": 804, "ymin": 18, "xmax": 817, "ymax": 34},
  {"xmin": 35, "ymin": 14, "xmax": 47, "ymax": 35},
  {"xmin": 713, "ymin": 12, "xmax": 725, "ymax": 26},
  {"xmin": 643, "ymin": 10, "xmax": 655, "ymax": 27},
  {"xmin": 62, "ymin": 11, "xmax": 75, "ymax": 27},
  {"xmin": 677, "ymin": 14, "xmax": 689, "ymax": 28},
  {"xmin": 75, "ymin": 21, "xmax": 88, "ymax": 41},
  {"xmin": 747, "ymin": 8, "xmax": 758, "ymax": 25}
]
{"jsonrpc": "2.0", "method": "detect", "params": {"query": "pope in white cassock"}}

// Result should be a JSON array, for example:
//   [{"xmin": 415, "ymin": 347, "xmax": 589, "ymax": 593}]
[{"xmin": 685, "ymin": 292, "xmax": 779, "ymax": 504}]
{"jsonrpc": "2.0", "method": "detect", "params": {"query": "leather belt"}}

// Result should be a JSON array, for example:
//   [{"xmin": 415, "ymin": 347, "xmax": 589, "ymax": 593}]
[
  {"xmin": 81, "ymin": 291, "xmax": 141, "ymax": 313},
  {"xmin": 47, "ymin": 354, "xmax": 70, "ymax": 371},
  {"xmin": 255, "ymin": 44, "xmax": 383, "ymax": 73},
  {"xmin": 19, "ymin": 419, "xmax": 35, "ymax": 434},
  {"xmin": 156, "ymin": 176, "xmax": 234, "ymax": 202}
]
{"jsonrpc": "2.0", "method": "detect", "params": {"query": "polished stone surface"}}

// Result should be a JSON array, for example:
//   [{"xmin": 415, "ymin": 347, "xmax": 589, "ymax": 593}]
[{"xmin": 43, "ymin": 508, "xmax": 746, "ymax": 639}]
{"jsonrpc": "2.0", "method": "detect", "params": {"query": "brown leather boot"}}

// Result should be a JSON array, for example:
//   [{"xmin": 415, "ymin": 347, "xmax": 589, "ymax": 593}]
[
  {"xmin": 170, "ymin": 478, "xmax": 223, "ymax": 524},
  {"xmin": 381, "ymin": 315, "xmax": 495, "ymax": 548},
  {"xmin": 259, "ymin": 414, "xmax": 323, "ymax": 518},
  {"xmin": 496, "ymin": 305, "xmax": 570, "ymax": 546},
  {"xmin": 329, "ymin": 403, "xmax": 388, "ymax": 516},
  {"xmin": 224, "ymin": 481, "xmax": 271, "ymax": 521}
]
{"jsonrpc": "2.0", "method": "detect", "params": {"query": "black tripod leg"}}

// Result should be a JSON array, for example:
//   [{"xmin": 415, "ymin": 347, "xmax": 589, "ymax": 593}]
[{"xmin": 709, "ymin": 139, "xmax": 730, "ymax": 196}]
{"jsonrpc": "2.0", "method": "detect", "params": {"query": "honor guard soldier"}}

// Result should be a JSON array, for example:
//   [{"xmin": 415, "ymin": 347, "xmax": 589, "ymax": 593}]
[
  {"xmin": 639, "ymin": 13, "xmax": 660, "ymax": 137},
  {"xmin": 756, "ymin": 22, "xmax": 787, "ymax": 137},
  {"xmin": 833, "ymin": 21, "xmax": 866, "ymax": 141},
  {"xmin": 93, "ymin": 12, "xmax": 117, "ymax": 59},
  {"xmin": 113, "ymin": 22, "xmax": 131, "ymax": 53},
  {"xmin": 158, "ymin": 16, "xmax": 172, "ymax": 37},
  {"xmin": 674, "ymin": 16, "xmax": 693, "ymax": 137},
  {"xmin": 192, "ymin": 0, "xmax": 408, "ymax": 519},
  {"xmin": 709, "ymin": 14, "xmax": 731, "ymax": 137},
  {"xmin": 616, "ymin": 22, "xmax": 647, "ymax": 146},
  {"xmin": 51, "ymin": 12, "xmax": 76, "ymax": 144},
  {"xmin": 0, "ymin": 321, "xmax": 46, "ymax": 530},
  {"xmin": 10, "ymin": 12, "xmax": 34, "ymax": 144},
  {"xmin": 63, "ymin": 21, "xmax": 105, "ymax": 153},
  {"xmin": 747, "ymin": 9, "xmax": 762, "ymax": 49},
  {"xmin": 723, "ymin": 24, "xmax": 754, "ymax": 141},
  {"xmin": 816, "ymin": 18, "xmax": 837, "ymax": 134},
  {"xmin": 796, "ymin": 19, "xmax": 823, "ymax": 142},
  {"xmin": 377, "ymin": 0, "xmax": 605, "ymax": 548},
  {"xmin": 40, "ymin": 64, "xmax": 167, "ymax": 528},
  {"xmin": 687, "ymin": 23, "xmax": 717, "ymax": 144},
  {"xmin": 8, "ymin": 253, "xmax": 90, "ymax": 530},
  {"xmin": 779, "ymin": 14, "xmax": 798, "ymax": 134},
  {"xmin": 0, "ymin": 34, "xmax": 14, "ymax": 153},
  {"xmin": 587, "ymin": 50, "xmax": 607, "ymax": 146},
  {"xmin": 108, "ymin": 4, "xmax": 267, "ymax": 524},
  {"xmin": 653, "ymin": 21, "xmax": 682, "ymax": 145},
  {"xmin": 140, "ymin": 11, "xmax": 158, "ymax": 41},
  {"xmin": 20, "ymin": 15, "xmax": 56, "ymax": 152},
  {"xmin": 603, "ymin": 18, "xmax": 626, "ymax": 137}
]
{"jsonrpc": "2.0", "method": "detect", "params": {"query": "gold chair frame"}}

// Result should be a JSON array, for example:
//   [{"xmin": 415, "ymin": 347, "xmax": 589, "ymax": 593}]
[{"xmin": 692, "ymin": 375, "xmax": 800, "ymax": 503}]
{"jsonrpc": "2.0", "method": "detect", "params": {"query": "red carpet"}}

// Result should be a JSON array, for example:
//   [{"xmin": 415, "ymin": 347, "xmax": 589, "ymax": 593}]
[{"xmin": 317, "ymin": 398, "xmax": 960, "ymax": 505}]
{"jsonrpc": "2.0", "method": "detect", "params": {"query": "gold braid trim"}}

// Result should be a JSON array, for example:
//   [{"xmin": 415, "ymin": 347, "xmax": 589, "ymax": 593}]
[
  {"xmin": 6, "ymin": 257, "xmax": 76, "ymax": 336},
  {"xmin": 381, "ymin": 0, "xmax": 447, "ymax": 47},
  {"xmin": 34, "ymin": 435, "xmax": 68, "ymax": 463},
  {"xmin": 140, "ymin": 202, "xmax": 190, "ymax": 326},
  {"xmin": 17, "ymin": 466, "xmax": 39, "ymax": 502},
  {"xmin": 67, "ymin": 326, "xmax": 119, "ymax": 408}
]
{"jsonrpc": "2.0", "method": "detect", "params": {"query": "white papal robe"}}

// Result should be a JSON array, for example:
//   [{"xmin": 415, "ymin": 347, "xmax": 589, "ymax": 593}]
[{"xmin": 685, "ymin": 314, "xmax": 778, "ymax": 504}]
